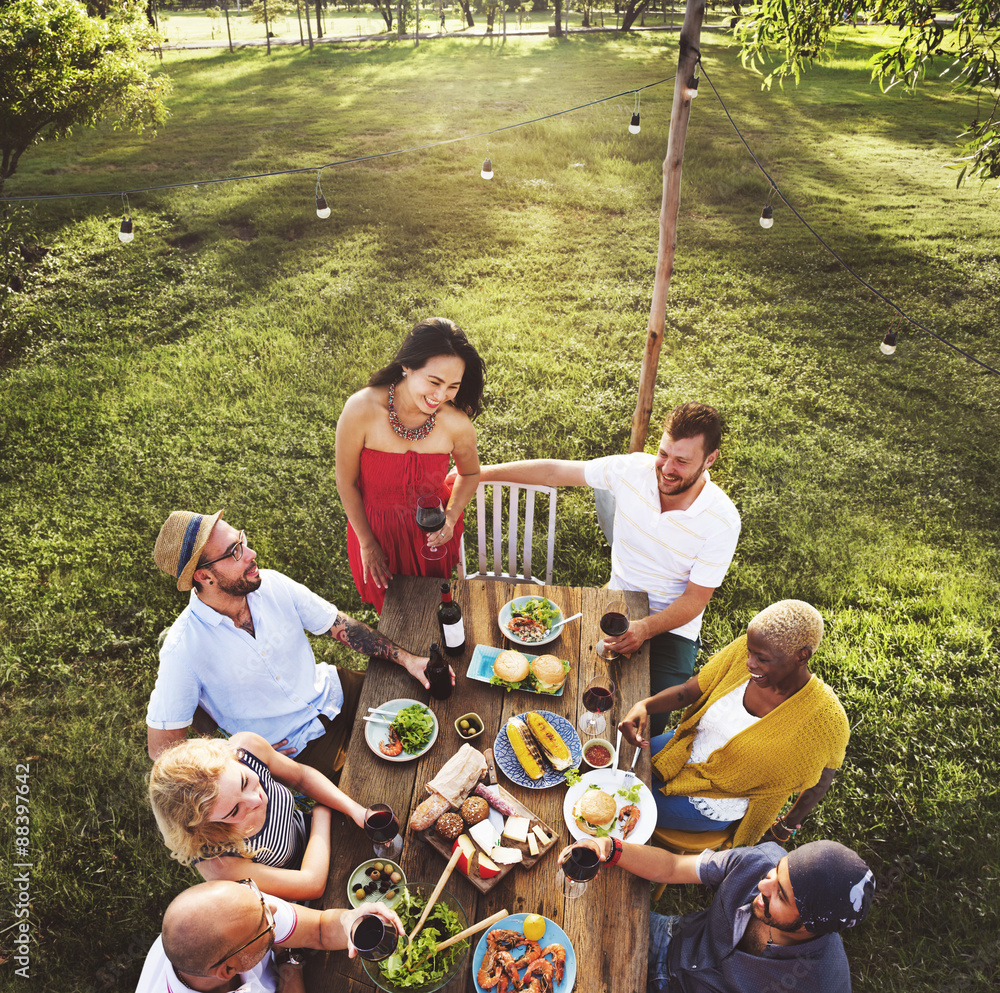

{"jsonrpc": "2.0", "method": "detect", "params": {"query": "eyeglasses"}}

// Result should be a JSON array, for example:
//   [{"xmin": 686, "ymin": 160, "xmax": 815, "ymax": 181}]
[
  {"xmin": 208, "ymin": 878, "xmax": 275, "ymax": 971},
  {"xmin": 198, "ymin": 531, "xmax": 246, "ymax": 570}
]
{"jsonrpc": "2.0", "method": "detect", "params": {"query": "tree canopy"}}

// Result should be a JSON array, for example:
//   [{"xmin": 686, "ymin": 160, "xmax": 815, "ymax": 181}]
[
  {"xmin": 0, "ymin": 0, "xmax": 170, "ymax": 196},
  {"xmin": 736, "ymin": 1, "xmax": 1000, "ymax": 185}
]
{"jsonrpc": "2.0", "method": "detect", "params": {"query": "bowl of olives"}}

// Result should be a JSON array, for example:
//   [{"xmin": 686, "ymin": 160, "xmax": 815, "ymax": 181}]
[
  {"xmin": 454, "ymin": 712, "xmax": 484, "ymax": 741},
  {"xmin": 347, "ymin": 858, "xmax": 406, "ymax": 909}
]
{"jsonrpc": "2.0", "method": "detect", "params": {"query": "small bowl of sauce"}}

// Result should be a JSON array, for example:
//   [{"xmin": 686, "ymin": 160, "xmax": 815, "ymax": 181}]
[{"xmin": 582, "ymin": 737, "xmax": 614, "ymax": 769}]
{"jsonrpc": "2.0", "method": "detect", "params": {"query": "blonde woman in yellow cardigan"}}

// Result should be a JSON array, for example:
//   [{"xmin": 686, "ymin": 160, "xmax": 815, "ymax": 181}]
[{"xmin": 619, "ymin": 600, "xmax": 848, "ymax": 848}]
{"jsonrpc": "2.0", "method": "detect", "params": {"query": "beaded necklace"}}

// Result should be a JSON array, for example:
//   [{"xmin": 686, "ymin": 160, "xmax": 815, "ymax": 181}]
[{"xmin": 387, "ymin": 380, "xmax": 437, "ymax": 441}]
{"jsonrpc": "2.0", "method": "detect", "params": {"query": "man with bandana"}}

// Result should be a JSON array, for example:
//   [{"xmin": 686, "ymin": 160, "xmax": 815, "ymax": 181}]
[
  {"xmin": 558, "ymin": 837, "xmax": 875, "ymax": 992},
  {"xmin": 147, "ymin": 509, "xmax": 453, "ymax": 776}
]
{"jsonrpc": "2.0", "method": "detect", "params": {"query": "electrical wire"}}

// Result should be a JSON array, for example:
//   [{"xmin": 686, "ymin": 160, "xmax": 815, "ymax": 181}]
[
  {"xmin": 700, "ymin": 63, "xmax": 1000, "ymax": 376},
  {"xmin": 0, "ymin": 78, "xmax": 675, "ymax": 203}
]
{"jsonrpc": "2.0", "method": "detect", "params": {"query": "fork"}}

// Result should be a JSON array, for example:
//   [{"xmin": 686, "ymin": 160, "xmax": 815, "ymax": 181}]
[{"xmin": 621, "ymin": 745, "xmax": 641, "ymax": 786}]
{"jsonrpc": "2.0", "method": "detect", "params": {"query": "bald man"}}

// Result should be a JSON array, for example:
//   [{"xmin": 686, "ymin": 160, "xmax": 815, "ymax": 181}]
[{"xmin": 135, "ymin": 878, "xmax": 402, "ymax": 993}]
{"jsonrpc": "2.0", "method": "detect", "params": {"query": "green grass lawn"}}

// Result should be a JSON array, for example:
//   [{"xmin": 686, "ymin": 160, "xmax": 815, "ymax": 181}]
[{"xmin": 1, "ymin": 26, "xmax": 998, "ymax": 992}]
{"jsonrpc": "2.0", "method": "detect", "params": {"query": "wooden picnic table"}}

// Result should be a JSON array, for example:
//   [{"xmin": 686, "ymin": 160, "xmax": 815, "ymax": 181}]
[{"xmin": 308, "ymin": 575, "xmax": 652, "ymax": 993}]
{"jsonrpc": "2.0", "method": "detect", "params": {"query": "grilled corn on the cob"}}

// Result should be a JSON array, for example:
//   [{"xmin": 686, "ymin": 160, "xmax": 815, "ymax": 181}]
[
  {"xmin": 506, "ymin": 716, "xmax": 545, "ymax": 780},
  {"xmin": 525, "ymin": 712, "xmax": 573, "ymax": 771}
]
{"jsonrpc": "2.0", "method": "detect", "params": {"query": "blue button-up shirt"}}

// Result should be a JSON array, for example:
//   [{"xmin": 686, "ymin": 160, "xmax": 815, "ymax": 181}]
[
  {"xmin": 661, "ymin": 843, "xmax": 853, "ymax": 993},
  {"xmin": 146, "ymin": 569, "xmax": 344, "ymax": 755}
]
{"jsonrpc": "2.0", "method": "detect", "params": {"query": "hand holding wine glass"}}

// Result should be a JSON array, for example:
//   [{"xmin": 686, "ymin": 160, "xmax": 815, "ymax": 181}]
[
  {"xmin": 364, "ymin": 802, "xmax": 403, "ymax": 859},
  {"xmin": 556, "ymin": 841, "xmax": 602, "ymax": 898},
  {"xmin": 579, "ymin": 674, "xmax": 616, "ymax": 736},
  {"xmin": 597, "ymin": 598, "xmax": 630, "ymax": 661},
  {"xmin": 415, "ymin": 494, "xmax": 447, "ymax": 561}
]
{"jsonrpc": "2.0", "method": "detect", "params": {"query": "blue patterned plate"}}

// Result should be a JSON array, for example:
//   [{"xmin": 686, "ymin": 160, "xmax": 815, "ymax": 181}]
[
  {"xmin": 471, "ymin": 914, "xmax": 576, "ymax": 992},
  {"xmin": 493, "ymin": 711, "xmax": 582, "ymax": 789}
]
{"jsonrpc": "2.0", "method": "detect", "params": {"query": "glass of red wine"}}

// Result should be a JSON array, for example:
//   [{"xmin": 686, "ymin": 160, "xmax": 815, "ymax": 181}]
[
  {"xmin": 579, "ymin": 675, "xmax": 616, "ymax": 735},
  {"xmin": 364, "ymin": 803, "xmax": 402, "ymax": 859},
  {"xmin": 596, "ymin": 598, "xmax": 630, "ymax": 661},
  {"xmin": 556, "ymin": 844, "xmax": 602, "ymax": 899},
  {"xmin": 350, "ymin": 913, "xmax": 401, "ymax": 961},
  {"xmin": 415, "ymin": 494, "xmax": 447, "ymax": 561}
]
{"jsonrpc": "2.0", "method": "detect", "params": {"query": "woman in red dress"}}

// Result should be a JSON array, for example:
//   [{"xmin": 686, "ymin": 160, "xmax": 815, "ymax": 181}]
[{"xmin": 336, "ymin": 318, "xmax": 485, "ymax": 612}]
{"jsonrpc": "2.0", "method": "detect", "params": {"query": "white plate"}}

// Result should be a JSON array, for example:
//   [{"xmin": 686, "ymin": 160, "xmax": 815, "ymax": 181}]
[
  {"xmin": 562, "ymin": 768, "xmax": 656, "ymax": 845},
  {"xmin": 493, "ymin": 711, "xmax": 582, "ymax": 789},
  {"xmin": 364, "ymin": 698, "xmax": 439, "ymax": 763},
  {"xmin": 498, "ymin": 596, "xmax": 564, "ymax": 648}
]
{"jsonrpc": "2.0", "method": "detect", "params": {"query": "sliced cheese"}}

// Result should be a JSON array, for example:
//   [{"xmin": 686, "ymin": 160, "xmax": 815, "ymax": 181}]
[
  {"xmin": 532, "ymin": 824, "xmax": 551, "ymax": 846},
  {"xmin": 527, "ymin": 832, "xmax": 540, "ymax": 857},
  {"xmin": 502, "ymin": 815, "xmax": 530, "ymax": 844},
  {"xmin": 469, "ymin": 819, "xmax": 497, "ymax": 852},
  {"xmin": 491, "ymin": 846, "xmax": 524, "ymax": 865}
]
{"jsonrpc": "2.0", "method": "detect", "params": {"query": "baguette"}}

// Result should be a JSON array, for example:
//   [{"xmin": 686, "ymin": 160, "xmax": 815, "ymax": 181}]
[{"xmin": 408, "ymin": 792, "xmax": 451, "ymax": 831}]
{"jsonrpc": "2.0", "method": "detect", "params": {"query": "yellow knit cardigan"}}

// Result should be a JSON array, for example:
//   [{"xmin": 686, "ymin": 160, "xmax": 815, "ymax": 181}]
[{"xmin": 651, "ymin": 634, "xmax": 849, "ymax": 848}]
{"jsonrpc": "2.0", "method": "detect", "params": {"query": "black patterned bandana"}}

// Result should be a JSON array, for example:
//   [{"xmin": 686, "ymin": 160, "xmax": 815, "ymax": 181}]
[{"xmin": 786, "ymin": 840, "xmax": 875, "ymax": 935}]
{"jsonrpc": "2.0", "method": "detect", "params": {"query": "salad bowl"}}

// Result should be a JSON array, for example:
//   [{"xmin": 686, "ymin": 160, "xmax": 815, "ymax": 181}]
[
  {"xmin": 498, "ymin": 596, "xmax": 564, "ymax": 647},
  {"xmin": 362, "ymin": 882, "xmax": 469, "ymax": 992}
]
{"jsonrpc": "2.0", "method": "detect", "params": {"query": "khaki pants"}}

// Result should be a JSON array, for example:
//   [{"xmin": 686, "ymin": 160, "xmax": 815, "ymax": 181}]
[{"xmin": 295, "ymin": 666, "xmax": 366, "ymax": 783}]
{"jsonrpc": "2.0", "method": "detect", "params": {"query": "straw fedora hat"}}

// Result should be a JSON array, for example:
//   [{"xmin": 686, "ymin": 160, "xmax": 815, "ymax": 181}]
[{"xmin": 154, "ymin": 509, "xmax": 224, "ymax": 591}]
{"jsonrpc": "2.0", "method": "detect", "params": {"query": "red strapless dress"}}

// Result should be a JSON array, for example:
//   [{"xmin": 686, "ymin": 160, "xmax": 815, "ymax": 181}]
[{"xmin": 346, "ymin": 449, "xmax": 464, "ymax": 613}]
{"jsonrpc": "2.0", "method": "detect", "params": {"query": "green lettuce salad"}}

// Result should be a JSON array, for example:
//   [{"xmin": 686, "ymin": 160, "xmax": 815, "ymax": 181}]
[
  {"xmin": 378, "ymin": 887, "xmax": 468, "ymax": 989},
  {"xmin": 391, "ymin": 704, "xmax": 435, "ymax": 754}
]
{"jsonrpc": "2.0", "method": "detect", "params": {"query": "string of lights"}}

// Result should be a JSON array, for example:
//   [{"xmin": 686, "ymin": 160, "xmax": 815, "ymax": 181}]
[
  {"xmin": 698, "ymin": 63, "xmax": 1000, "ymax": 376},
  {"xmin": 4, "ymin": 65, "xmax": 996, "ymax": 374}
]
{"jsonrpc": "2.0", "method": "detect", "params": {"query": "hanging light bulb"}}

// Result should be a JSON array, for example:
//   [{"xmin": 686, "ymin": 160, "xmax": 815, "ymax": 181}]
[
  {"xmin": 481, "ymin": 157, "xmax": 493, "ymax": 180},
  {"xmin": 118, "ymin": 192, "xmax": 134, "ymax": 243},
  {"xmin": 759, "ymin": 205, "xmax": 774, "ymax": 229},
  {"xmin": 880, "ymin": 330, "xmax": 898, "ymax": 355},
  {"xmin": 315, "ymin": 172, "xmax": 331, "ymax": 219},
  {"xmin": 629, "ymin": 112, "xmax": 641, "ymax": 134},
  {"xmin": 683, "ymin": 74, "xmax": 699, "ymax": 100}
]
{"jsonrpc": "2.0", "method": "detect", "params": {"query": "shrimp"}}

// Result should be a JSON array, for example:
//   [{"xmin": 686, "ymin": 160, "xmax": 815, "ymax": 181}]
[
  {"xmin": 512, "ymin": 939, "xmax": 541, "ymax": 968},
  {"xmin": 539, "ymin": 943, "xmax": 566, "ymax": 983},
  {"xmin": 378, "ymin": 725, "xmax": 403, "ymax": 757},
  {"xmin": 523, "ymin": 957, "xmax": 554, "ymax": 992},
  {"xmin": 479, "ymin": 929, "xmax": 528, "ymax": 990},
  {"xmin": 493, "ymin": 950, "xmax": 521, "ymax": 993},
  {"xmin": 617, "ymin": 803, "xmax": 641, "ymax": 840}
]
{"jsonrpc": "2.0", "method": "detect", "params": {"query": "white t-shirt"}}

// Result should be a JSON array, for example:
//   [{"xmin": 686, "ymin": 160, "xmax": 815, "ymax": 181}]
[
  {"xmin": 147, "ymin": 569, "xmax": 343, "ymax": 755},
  {"xmin": 135, "ymin": 895, "xmax": 297, "ymax": 993},
  {"xmin": 584, "ymin": 453, "xmax": 741, "ymax": 641}
]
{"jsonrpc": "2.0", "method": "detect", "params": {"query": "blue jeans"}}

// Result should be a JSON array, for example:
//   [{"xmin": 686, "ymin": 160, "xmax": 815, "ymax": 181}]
[
  {"xmin": 647, "ymin": 913, "xmax": 681, "ymax": 992},
  {"xmin": 651, "ymin": 731, "xmax": 739, "ymax": 832},
  {"xmin": 649, "ymin": 632, "xmax": 699, "ymax": 737}
]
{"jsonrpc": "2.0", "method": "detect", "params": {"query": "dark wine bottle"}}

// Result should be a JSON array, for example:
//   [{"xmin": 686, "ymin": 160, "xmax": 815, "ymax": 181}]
[
  {"xmin": 424, "ymin": 642, "xmax": 453, "ymax": 700},
  {"xmin": 437, "ymin": 582, "xmax": 465, "ymax": 655}
]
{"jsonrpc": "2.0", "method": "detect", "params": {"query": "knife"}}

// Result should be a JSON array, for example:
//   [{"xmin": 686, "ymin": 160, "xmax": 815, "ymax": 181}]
[{"xmin": 484, "ymin": 747, "xmax": 499, "ymax": 786}]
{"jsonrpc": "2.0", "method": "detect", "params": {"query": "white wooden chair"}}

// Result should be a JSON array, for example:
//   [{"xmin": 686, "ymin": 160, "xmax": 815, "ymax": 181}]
[{"xmin": 459, "ymin": 481, "xmax": 558, "ymax": 585}]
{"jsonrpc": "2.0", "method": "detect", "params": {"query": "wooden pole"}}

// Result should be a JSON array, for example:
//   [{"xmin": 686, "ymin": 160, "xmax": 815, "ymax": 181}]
[{"xmin": 628, "ymin": 0, "xmax": 704, "ymax": 453}]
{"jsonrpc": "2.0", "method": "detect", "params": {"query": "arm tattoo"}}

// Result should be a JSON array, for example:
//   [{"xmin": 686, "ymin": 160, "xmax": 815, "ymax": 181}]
[{"xmin": 334, "ymin": 616, "xmax": 401, "ymax": 662}]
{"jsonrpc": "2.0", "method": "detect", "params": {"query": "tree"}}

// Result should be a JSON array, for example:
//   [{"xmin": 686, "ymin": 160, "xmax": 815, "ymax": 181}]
[
  {"xmin": 0, "ymin": 0, "xmax": 169, "ymax": 197},
  {"xmin": 736, "ymin": 1, "xmax": 1000, "ymax": 185},
  {"xmin": 620, "ymin": 0, "xmax": 650, "ymax": 32}
]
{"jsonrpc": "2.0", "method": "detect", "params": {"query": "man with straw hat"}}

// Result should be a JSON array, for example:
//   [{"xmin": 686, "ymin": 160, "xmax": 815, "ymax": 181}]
[{"xmin": 147, "ymin": 510, "xmax": 447, "ymax": 777}]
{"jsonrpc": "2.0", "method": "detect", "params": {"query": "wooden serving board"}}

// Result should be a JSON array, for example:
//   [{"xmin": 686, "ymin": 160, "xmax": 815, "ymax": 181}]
[{"xmin": 417, "ymin": 784, "xmax": 558, "ymax": 894}]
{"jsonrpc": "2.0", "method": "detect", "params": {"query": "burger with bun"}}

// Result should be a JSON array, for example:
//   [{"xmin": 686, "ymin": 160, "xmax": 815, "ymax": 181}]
[
  {"xmin": 529, "ymin": 654, "xmax": 569, "ymax": 694},
  {"xmin": 572, "ymin": 786, "xmax": 617, "ymax": 836},
  {"xmin": 492, "ymin": 650, "xmax": 530, "ymax": 685}
]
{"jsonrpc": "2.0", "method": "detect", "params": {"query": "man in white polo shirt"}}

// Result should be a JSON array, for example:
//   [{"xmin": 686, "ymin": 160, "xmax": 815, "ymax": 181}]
[
  {"xmin": 135, "ymin": 877, "xmax": 402, "ymax": 993},
  {"xmin": 147, "ymin": 509, "xmax": 449, "ymax": 774},
  {"xmin": 479, "ymin": 403, "xmax": 740, "ymax": 735}
]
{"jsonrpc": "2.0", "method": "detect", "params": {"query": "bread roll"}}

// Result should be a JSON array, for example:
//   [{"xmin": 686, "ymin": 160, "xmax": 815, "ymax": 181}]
[{"xmin": 493, "ymin": 650, "xmax": 530, "ymax": 683}]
